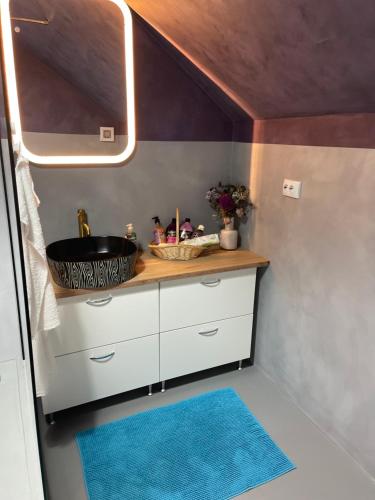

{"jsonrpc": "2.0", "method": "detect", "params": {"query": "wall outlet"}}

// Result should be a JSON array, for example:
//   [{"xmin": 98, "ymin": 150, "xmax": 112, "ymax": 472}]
[
  {"xmin": 282, "ymin": 179, "xmax": 302, "ymax": 199},
  {"xmin": 100, "ymin": 127, "xmax": 115, "ymax": 142}
]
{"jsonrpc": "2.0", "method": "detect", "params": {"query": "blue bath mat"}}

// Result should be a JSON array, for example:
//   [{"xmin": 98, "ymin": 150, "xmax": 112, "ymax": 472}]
[{"xmin": 76, "ymin": 388, "xmax": 295, "ymax": 499}]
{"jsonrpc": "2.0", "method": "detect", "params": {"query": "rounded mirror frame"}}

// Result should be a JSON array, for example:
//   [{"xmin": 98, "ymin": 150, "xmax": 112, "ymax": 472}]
[{"xmin": 0, "ymin": 0, "xmax": 136, "ymax": 165}]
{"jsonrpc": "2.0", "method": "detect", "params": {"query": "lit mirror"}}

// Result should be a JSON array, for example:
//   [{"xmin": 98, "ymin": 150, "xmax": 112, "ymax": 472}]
[{"xmin": 1, "ymin": 0, "xmax": 135, "ymax": 165}]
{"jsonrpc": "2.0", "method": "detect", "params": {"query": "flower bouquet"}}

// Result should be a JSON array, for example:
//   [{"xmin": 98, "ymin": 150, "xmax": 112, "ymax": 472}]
[{"xmin": 206, "ymin": 183, "xmax": 252, "ymax": 249}]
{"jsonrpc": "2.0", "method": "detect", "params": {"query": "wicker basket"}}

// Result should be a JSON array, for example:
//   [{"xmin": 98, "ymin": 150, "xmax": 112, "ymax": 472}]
[
  {"xmin": 149, "ymin": 208, "xmax": 204, "ymax": 261},
  {"xmin": 149, "ymin": 242, "xmax": 204, "ymax": 261}
]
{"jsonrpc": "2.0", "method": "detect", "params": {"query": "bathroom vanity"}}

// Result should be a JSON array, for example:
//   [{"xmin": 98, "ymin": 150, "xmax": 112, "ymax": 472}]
[{"xmin": 43, "ymin": 250, "xmax": 269, "ymax": 416}]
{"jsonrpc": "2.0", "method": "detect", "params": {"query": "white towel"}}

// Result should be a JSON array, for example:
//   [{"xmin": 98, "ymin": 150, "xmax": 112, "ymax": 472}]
[{"xmin": 16, "ymin": 156, "xmax": 60, "ymax": 397}]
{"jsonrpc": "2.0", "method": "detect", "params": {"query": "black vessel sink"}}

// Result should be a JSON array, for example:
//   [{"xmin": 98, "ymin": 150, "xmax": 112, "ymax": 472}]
[{"xmin": 46, "ymin": 236, "xmax": 137, "ymax": 289}]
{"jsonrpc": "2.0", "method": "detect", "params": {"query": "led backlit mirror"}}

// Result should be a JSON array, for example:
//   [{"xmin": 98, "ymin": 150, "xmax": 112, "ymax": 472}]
[{"xmin": 1, "ymin": 0, "xmax": 135, "ymax": 165}]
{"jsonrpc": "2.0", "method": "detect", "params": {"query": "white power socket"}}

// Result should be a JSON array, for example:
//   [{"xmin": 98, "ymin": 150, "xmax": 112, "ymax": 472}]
[{"xmin": 282, "ymin": 179, "xmax": 302, "ymax": 199}]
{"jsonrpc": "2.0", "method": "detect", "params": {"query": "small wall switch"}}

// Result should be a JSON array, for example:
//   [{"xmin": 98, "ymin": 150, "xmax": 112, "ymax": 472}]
[
  {"xmin": 282, "ymin": 179, "xmax": 302, "ymax": 199},
  {"xmin": 100, "ymin": 127, "xmax": 115, "ymax": 142}
]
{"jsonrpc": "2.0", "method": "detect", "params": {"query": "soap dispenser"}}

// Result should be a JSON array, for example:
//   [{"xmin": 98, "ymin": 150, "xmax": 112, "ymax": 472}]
[{"xmin": 152, "ymin": 217, "xmax": 166, "ymax": 245}]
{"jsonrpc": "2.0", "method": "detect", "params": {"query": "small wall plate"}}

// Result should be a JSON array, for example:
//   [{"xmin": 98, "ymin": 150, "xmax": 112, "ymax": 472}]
[{"xmin": 100, "ymin": 127, "xmax": 115, "ymax": 142}]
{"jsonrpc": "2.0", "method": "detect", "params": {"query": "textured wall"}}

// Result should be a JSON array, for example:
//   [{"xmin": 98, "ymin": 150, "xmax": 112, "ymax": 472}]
[
  {"xmin": 31, "ymin": 141, "xmax": 232, "ymax": 247},
  {"xmin": 14, "ymin": 43, "xmax": 122, "ymax": 135},
  {"xmin": 11, "ymin": 0, "xmax": 126, "ymax": 121},
  {"xmin": 13, "ymin": 6, "xmax": 251, "ymax": 142},
  {"xmin": 22, "ymin": 133, "xmax": 128, "ymax": 156},
  {"xmin": 254, "ymin": 114, "xmax": 375, "ymax": 149},
  {"xmin": 24, "ymin": 2, "xmax": 251, "ymax": 247},
  {"xmin": 128, "ymin": 0, "xmax": 375, "ymax": 119},
  {"xmin": 248, "ymin": 142, "xmax": 375, "ymax": 478}
]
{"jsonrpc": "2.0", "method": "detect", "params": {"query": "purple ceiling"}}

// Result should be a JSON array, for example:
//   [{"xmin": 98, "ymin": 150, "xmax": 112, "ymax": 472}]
[
  {"xmin": 128, "ymin": 0, "xmax": 375, "ymax": 119},
  {"xmin": 11, "ymin": 0, "xmax": 251, "ymax": 141},
  {"xmin": 11, "ymin": 0, "xmax": 126, "ymax": 122}
]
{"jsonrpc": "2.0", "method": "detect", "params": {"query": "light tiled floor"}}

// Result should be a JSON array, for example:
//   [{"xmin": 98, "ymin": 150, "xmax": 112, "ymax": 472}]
[{"xmin": 38, "ymin": 365, "xmax": 375, "ymax": 500}]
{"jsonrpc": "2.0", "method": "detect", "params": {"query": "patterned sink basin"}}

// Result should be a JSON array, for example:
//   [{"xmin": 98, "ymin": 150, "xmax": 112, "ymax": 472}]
[{"xmin": 46, "ymin": 236, "xmax": 137, "ymax": 289}]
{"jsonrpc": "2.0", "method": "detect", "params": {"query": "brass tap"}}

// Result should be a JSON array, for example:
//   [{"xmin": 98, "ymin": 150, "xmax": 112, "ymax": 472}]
[{"xmin": 77, "ymin": 209, "xmax": 91, "ymax": 237}]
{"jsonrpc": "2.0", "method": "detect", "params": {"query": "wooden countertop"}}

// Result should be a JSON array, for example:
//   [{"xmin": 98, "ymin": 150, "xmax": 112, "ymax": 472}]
[{"xmin": 52, "ymin": 249, "xmax": 269, "ymax": 300}]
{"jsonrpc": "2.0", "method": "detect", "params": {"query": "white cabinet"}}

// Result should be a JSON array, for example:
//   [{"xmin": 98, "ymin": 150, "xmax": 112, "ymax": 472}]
[
  {"xmin": 43, "ymin": 335, "xmax": 159, "ymax": 414},
  {"xmin": 160, "ymin": 315, "xmax": 253, "ymax": 381},
  {"xmin": 49, "ymin": 284, "xmax": 158, "ymax": 356},
  {"xmin": 44, "ymin": 266, "xmax": 258, "ymax": 414},
  {"xmin": 160, "ymin": 269, "xmax": 256, "ymax": 331}
]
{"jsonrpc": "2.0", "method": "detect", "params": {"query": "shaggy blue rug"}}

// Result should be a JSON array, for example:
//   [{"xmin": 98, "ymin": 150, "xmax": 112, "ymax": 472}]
[{"xmin": 76, "ymin": 388, "xmax": 295, "ymax": 499}]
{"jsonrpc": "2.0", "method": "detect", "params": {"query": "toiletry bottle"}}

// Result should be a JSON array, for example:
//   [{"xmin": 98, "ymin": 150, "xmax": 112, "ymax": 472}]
[
  {"xmin": 180, "ymin": 228, "xmax": 190, "ymax": 240},
  {"xmin": 152, "ymin": 217, "xmax": 166, "ymax": 244},
  {"xmin": 125, "ymin": 223, "xmax": 137, "ymax": 242},
  {"xmin": 166, "ymin": 218, "xmax": 177, "ymax": 243},
  {"xmin": 166, "ymin": 218, "xmax": 177, "ymax": 234},
  {"xmin": 167, "ymin": 230, "xmax": 177, "ymax": 244},
  {"xmin": 180, "ymin": 218, "xmax": 193, "ymax": 238},
  {"xmin": 192, "ymin": 224, "xmax": 205, "ymax": 238},
  {"xmin": 180, "ymin": 218, "xmax": 193, "ymax": 232}
]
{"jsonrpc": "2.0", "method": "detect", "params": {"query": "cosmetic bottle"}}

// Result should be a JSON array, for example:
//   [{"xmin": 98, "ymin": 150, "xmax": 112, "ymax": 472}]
[
  {"xmin": 125, "ymin": 223, "xmax": 137, "ymax": 242},
  {"xmin": 166, "ymin": 218, "xmax": 177, "ymax": 234},
  {"xmin": 180, "ymin": 228, "xmax": 190, "ymax": 240},
  {"xmin": 192, "ymin": 224, "xmax": 205, "ymax": 238},
  {"xmin": 180, "ymin": 218, "xmax": 193, "ymax": 233},
  {"xmin": 167, "ymin": 230, "xmax": 177, "ymax": 244},
  {"xmin": 152, "ymin": 217, "xmax": 166, "ymax": 244}
]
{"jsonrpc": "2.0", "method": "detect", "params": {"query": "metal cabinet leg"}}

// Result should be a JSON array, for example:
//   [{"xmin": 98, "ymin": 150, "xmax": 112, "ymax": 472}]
[
  {"xmin": 148, "ymin": 384, "xmax": 153, "ymax": 396},
  {"xmin": 238, "ymin": 360, "xmax": 243, "ymax": 371},
  {"xmin": 46, "ymin": 413, "xmax": 56, "ymax": 425},
  {"xmin": 161, "ymin": 381, "xmax": 166, "ymax": 393}
]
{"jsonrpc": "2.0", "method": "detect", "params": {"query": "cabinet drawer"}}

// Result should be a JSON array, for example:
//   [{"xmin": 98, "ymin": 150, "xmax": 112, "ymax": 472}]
[
  {"xmin": 160, "ymin": 315, "xmax": 253, "ymax": 381},
  {"xmin": 42, "ymin": 334, "xmax": 159, "ymax": 414},
  {"xmin": 50, "ymin": 284, "xmax": 158, "ymax": 356},
  {"xmin": 160, "ymin": 269, "xmax": 256, "ymax": 331}
]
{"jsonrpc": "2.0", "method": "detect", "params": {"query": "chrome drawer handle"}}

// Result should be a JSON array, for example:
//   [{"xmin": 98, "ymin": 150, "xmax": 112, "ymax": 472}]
[
  {"xmin": 89, "ymin": 352, "xmax": 115, "ymax": 362},
  {"xmin": 201, "ymin": 279, "xmax": 221, "ymax": 287},
  {"xmin": 198, "ymin": 328, "xmax": 219, "ymax": 337},
  {"xmin": 86, "ymin": 295, "xmax": 113, "ymax": 307}
]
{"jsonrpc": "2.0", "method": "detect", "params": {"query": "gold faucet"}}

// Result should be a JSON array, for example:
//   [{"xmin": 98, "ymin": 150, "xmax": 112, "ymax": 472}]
[{"xmin": 77, "ymin": 209, "xmax": 91, "ymax": 237}]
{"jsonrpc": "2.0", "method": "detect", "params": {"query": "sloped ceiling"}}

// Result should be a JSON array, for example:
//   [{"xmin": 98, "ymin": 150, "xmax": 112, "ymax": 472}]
[
  {"xmin": 11, "ymin": 0, "xmax": 249, "ymax": 130},
  {"xmin": 11, "ymin": 0, "xmax": 126, "ymax": 122},
  {"xmin": 127, "ymin": 0, "xmax": 375, "ymax": 119}
]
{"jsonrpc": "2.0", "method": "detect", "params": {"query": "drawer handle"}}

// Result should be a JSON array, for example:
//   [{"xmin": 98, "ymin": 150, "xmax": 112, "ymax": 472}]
[
  {"xmin": 89, "ymin": 352, "xmax": 115, "ymax": 362},
  {"xmin": 198, "ymin": 328, "xmax": 219, "ymax": 337},
  {"xmin": 201, "ymin": 279, "xmax": 221, "ymax": 287},
  {"xmin": 86, "ymin": 295, "xmax": 113, "ymax": 307}
]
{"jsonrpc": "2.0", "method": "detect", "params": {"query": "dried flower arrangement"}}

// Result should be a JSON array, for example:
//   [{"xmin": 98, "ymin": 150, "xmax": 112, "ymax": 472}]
[{"xmin": 206, "ymin": 183, "xmax": 252, "ymax": 225}]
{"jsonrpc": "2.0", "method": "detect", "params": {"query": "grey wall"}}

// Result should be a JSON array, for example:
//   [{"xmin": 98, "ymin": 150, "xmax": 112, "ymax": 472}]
[
  {"xmin": 25, "ymin": 4, "xmax": 252, "ymax": 249},
  {"xmin": 247, "ymin": 142, "xmax": 375, "ymax": 478},
  {"xmin": 32, "ymin": 141, "xmax": 233, "ymax": 247}
]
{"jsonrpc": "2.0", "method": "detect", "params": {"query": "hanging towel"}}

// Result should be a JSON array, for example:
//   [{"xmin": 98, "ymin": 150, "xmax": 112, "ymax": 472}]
[{"xmin": 16, "ymin": 155, "xmax": 60, "ymax": 397}]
